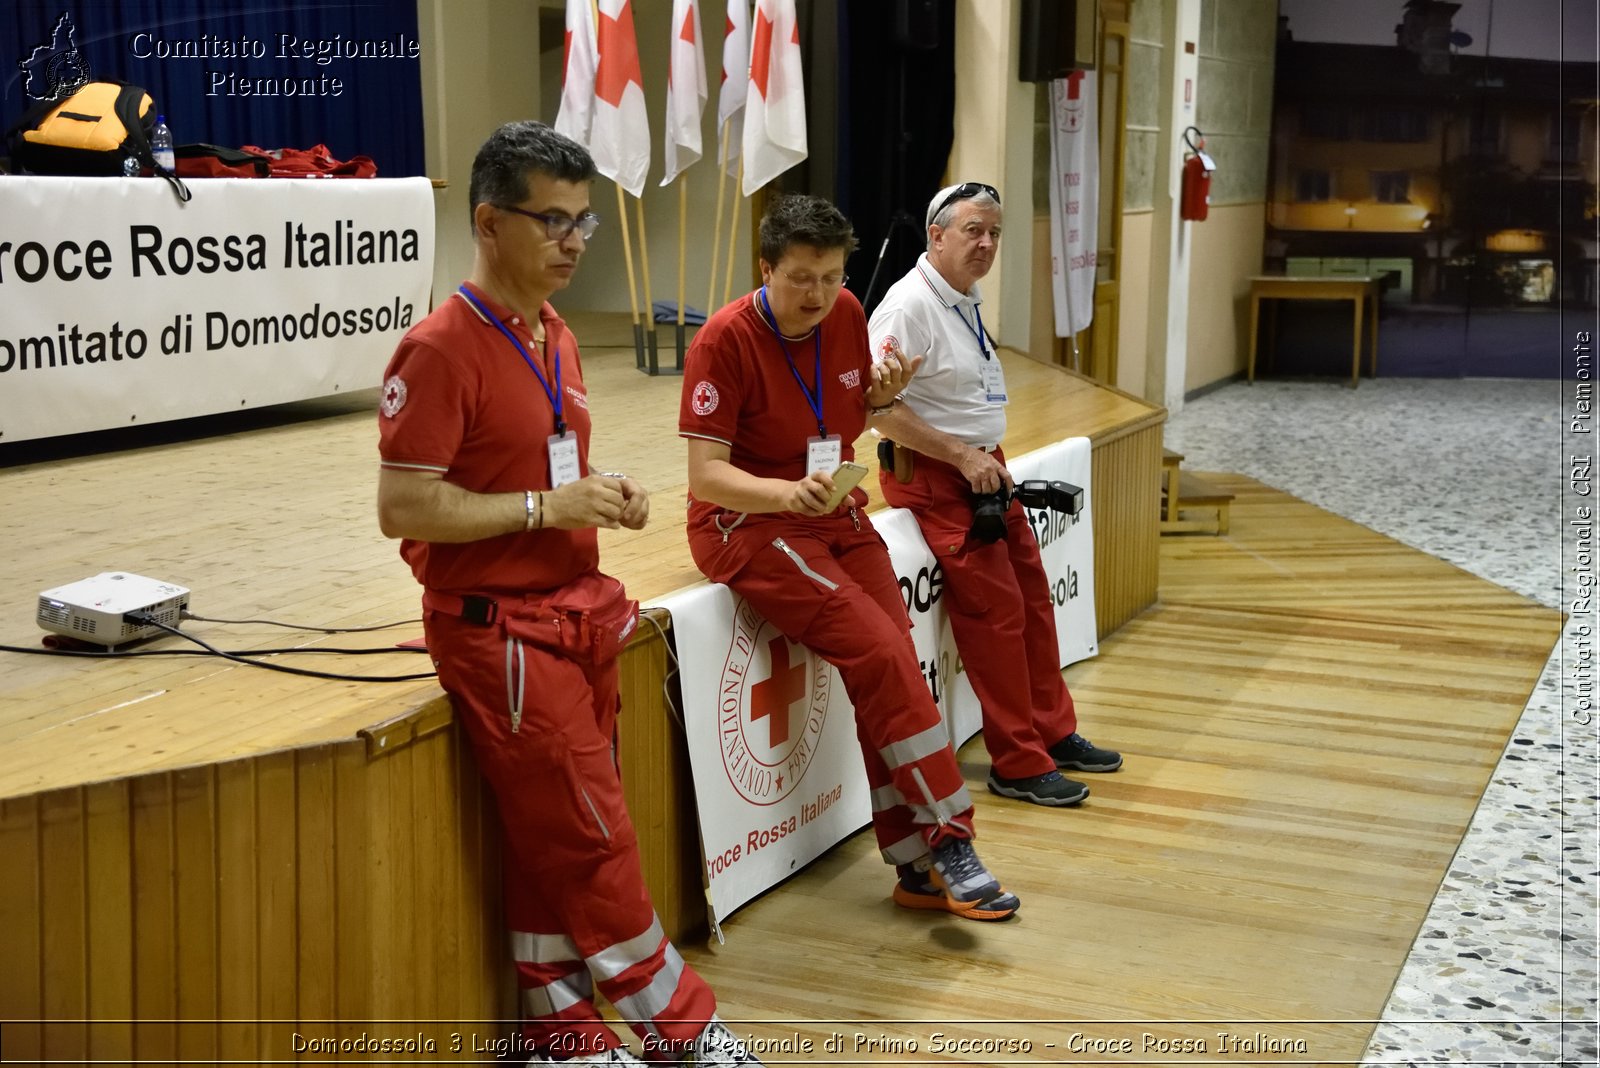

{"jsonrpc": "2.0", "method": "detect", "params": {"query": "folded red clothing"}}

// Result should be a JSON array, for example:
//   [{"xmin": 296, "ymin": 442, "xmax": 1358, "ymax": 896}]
[{"xmin": 241, "ymin": 143, "xmax": 377, "ymax": 178}]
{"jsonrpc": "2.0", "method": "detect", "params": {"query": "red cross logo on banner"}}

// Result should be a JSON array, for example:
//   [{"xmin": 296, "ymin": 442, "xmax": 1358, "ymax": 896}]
[
  {"xmin": 750, "ymin": 637, "xmax": 803, "ymax": 748},
  {"xmin": 717, "ymin": 599, "xmax": 831, "ymax": 804},
  {"xmin": 1061, "ymin": 69, "xmax": 1086, "ymax": 133}
]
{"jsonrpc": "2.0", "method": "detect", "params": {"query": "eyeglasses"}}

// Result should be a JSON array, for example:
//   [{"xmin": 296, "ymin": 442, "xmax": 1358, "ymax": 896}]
[
  {"xmin": 928, "ymin": 182, "xmax": 1001, "ymax": 226},
  {"xmin": 773, "ymin": 266, "xmax": 849, "ymax": 291},
  {"xmin": 498, "ymin": 205, "xmax": 602, "ymax": 241}
]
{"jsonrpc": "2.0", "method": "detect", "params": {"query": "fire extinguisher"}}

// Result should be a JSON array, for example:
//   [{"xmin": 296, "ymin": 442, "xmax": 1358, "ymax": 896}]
[{"xmin": 1180, "ymin": 126, "xmax": 1216, "ymax": 222}]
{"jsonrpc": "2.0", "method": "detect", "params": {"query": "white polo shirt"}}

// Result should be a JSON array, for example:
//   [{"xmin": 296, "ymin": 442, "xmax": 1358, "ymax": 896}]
[{"xmin": 868, "ymin": 253, "xmax": 1007, "ymax": 449}]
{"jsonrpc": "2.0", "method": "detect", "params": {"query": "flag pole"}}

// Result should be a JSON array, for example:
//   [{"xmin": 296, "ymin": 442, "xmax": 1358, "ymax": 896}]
[
  {"xmin": 634, "ymin": 193, "xmax": 660, "ymax": 373},
  {"xmin": 676, "ymin": 178, "xmax": 689, "ymax": 368},
  {"xmin": 614, "ymin": 183, "xmax": 646, "ymax": 370},
  {"xmin": 707, "ymin": 119, "xmax": 730, "ymax": 316},
  {"xmin": 721, "ymin": 159, "xmax": 744, "ymax": 307}
]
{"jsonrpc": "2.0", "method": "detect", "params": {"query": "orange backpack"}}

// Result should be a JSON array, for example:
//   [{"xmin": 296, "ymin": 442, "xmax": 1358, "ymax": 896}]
[{"xmin": 6, "ymin": 80, "xmax": 155, "ymax": 175}]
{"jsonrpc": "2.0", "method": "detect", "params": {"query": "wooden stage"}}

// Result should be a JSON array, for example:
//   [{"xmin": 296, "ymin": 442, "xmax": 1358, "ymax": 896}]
[
  {"xmin": 0, "ymin": 328, "xmax": 1559, "ymax": 1064},
  {"xmin": 0, "ymin": 333, "xmax": 1164, "ymax": 1063}
]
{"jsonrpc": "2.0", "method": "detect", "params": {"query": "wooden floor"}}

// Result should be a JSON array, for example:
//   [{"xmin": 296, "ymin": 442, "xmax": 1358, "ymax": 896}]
[
  {"xmin": 0, "ymin": 324, "xmax": 1561, "ymax": 1063},
  {"xmin": 671, "ymin": 472, "xmax": 1561, "ymax": 1065}
]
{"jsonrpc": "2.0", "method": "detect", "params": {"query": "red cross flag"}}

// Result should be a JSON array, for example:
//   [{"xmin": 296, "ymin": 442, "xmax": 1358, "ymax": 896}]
[
  {"xmin": 553, "ymin": 0, "xmax": 597, "ymax": 146},
  {"xmin": 591, "ymin": 0, "xmax": 651, "ymax": 197},
  {"xmin": 661, "ymin": 0, "xmax": 707, "ymax": 185},
  {"xmin": 741, "ymin": 0, "xmax": 806, "ymax": 195},
  {"xmin": 717, "ymin": 0, "xmax": 751, "ymax": 178}
]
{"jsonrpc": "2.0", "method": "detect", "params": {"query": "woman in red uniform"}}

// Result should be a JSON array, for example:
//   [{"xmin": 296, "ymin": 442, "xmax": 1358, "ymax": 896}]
[{"xmin": 678, "ymin": 195, "xmax": 1020, "ymax": 922}]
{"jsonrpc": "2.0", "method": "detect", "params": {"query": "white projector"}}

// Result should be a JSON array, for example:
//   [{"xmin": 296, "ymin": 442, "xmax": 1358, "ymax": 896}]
[{"xmin": 36, "ymin": 572, "xmax": 190, "ymax": 648}]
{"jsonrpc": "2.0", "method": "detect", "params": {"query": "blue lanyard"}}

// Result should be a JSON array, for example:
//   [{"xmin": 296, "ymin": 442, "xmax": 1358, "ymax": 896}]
[
  {"xmin": 757, "ymin": 286, "xmax": 826, "ymax": 439},
  {"xmin": 949, "ymin": 301, "xmax": 992, "ymax": 362},
  {"xmin": 458, "ymin": 285, "xmax": 566, "ymax": 435}
]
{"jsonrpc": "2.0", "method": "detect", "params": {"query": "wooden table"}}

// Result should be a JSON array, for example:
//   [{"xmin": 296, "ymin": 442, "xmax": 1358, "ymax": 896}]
[{"xmin": 1248, "ymin": 275, "xmax": 1381, "ymax": 388}]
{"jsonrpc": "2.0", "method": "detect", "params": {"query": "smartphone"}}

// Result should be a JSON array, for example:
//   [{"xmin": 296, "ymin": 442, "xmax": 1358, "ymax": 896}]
[{"xmin": 820, "ymin": 461, "xmax": 869, "ymax": 511}]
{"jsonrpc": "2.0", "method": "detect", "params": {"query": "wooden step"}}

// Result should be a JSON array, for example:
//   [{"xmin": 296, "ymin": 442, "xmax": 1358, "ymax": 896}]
[
  {"xmin": 1161, "ymin": 470, "xmax": 1233, "ymax": 535},
  {"xmin": 1176, "ymin": 470, "xmax": 1233, "ymax": 505}
]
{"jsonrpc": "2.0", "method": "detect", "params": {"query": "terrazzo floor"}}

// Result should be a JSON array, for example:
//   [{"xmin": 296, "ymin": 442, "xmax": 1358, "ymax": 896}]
[{"xmin": 1162, "ymin": 378, "xmax": 1597, "ymax": 1067}]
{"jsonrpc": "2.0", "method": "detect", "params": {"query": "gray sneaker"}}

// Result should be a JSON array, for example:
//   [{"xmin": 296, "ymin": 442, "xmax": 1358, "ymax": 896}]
[
  {"xmin": 1049, "ymin": 731, "xmax": 1123, "ymax": 772},
  {"xmin": 987, "ymin": 768, "xmax": 1089, "ymax": 806}
]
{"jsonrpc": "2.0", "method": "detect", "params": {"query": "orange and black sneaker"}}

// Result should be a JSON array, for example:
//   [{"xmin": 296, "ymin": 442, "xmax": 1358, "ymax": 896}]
[{"xmin": 892, "ymin": 837, "xmax": 1020, "ymax": 921}]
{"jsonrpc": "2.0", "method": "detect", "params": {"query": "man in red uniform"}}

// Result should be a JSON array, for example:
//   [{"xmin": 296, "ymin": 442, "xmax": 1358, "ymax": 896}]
[
  {"xmin": 377, "ymin": 121, "xmax": 758, "ymax": 1067},
  {"xmin": 679, "ymin": 194, "xmax": 1020, "ymax": 922},
  {"xmin": 867, "ymin": 181, "xmax": 1123, "ymax": 808}
]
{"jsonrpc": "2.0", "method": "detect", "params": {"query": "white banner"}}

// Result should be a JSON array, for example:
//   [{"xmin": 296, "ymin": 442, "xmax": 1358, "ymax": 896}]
[
  {"xmin": 654, "ymin": 437, "xmax": 1096, "ymax": 925},
  {"xmin": 0, "ymin": 176, "xmax": 434, "ymax": 443},
  {"xmin": 1048, "ymin": 71, "xmax": 1099, "ymax": 338},
  {"xmin": 658, "ymin": 582, "xmax": 873, "ymax": 935}
]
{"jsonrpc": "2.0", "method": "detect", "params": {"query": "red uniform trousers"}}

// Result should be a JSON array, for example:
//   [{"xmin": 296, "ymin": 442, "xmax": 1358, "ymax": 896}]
[
  {"xmin": 879, "ymin": 448, "xmax": 1078, "ymax": 780},
  {"xmin": 699, "ymin": 509, "xmax": 977, "ymax": 865},
  {"xmin": 425, "ymin": 598, "xmax": 715, "ymax": 1062}
]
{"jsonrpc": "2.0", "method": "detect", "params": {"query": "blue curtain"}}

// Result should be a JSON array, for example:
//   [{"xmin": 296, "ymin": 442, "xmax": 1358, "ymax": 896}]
[{"xmin": 3, "ymin": 0, "xmax": 424, "ymax": 176}]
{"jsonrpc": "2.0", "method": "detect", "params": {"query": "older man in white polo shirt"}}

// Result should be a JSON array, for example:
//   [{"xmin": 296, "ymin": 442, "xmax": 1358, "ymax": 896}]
[{"xmin": 866, "ymin": 181, "xmax": 1123, "ymax": 808}]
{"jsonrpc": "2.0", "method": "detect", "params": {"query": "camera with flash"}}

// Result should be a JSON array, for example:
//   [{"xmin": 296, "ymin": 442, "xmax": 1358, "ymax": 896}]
[{"xmin": 969, "ymin": 479, "xmax": 1083, "ymax": 543}]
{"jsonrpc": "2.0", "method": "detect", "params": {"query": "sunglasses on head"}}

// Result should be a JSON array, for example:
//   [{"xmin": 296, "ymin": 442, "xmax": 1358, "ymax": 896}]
[{"xmin": 930, "ymin": 182, "xmax": 1001, "ymax": 225}]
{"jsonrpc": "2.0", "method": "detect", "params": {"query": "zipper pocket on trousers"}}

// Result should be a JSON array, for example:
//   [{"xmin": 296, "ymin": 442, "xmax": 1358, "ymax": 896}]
[
  {"xmin": 771, "ymin": 537, "xmax": 840, "ymax": 591},
  {"xmin": 504, "ymin": 636, "xmax": 525, "ymax": 733},
  {"xmin": 579, "ymin": 785, "xmax": 611, "ymax": 840}
]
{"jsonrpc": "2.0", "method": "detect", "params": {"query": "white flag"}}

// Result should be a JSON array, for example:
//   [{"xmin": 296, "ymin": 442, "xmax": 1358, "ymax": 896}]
[
  {"xmin": 661, "ymin": 0, "xmax": 707, "ymax": 185},
  {"xmin": 553, "ymin": 0, "xmax": 597, "ymax": 146},
  {"xmin": 592, "ymin": 0, "xmax": 651, "ymax": 197},
  {"xmin": 1047, "ymin": 71, "xmax": 1099, "ymax": 336},
  {"xmin": 741, "ymin": 0, "xmax": 806, "ymax": 195},
  {"xmin": 718, "ymin": 0, "xmax": 751, "ymax": 177}
]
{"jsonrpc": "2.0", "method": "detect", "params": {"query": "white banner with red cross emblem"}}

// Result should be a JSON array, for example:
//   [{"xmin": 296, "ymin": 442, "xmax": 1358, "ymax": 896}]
[
  {"xmin": 653, "ymin": 437, "xmax": 1096, "ymax": 925},
  {"xmin": 1048, "ymin": 70, "xmax": 1099, "ymax": 338}
]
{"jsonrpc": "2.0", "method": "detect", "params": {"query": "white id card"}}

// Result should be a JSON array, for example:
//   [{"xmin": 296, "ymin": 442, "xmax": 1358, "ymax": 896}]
[
  {"xmin": 547, "ymin": 431, "xmax": 582, "ymax": 487},
  {"xmin": 981, "ymin": 359, "xmax": 1008, "ymax": 404},
  {"xmin": 806, "ymin": 435, "xmax": 842, "ymax": 476}
]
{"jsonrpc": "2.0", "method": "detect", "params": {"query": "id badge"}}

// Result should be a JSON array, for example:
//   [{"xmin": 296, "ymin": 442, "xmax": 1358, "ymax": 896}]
[
  {"xmin": 547, "ymin": 431, "xmax": 582, "ymax": 487},
  {"xmin": 806, "ymin": 435, "xmax": 842, "ymax": 476},
  {"xmin": 981, "ymin": 359, "xmax": 1008, "ymax": 404}
]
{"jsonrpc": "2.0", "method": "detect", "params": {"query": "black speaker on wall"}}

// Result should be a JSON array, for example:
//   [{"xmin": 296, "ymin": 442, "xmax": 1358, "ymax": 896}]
[{"xmin": 1018, "ymin": 0, "xmax": 1097, "ymax": 81}]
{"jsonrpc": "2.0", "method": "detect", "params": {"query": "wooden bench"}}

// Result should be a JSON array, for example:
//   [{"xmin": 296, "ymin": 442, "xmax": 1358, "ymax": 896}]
[{"xmin": 1161, "ymin": 449, "xmax": 1233, "ymax": 535}]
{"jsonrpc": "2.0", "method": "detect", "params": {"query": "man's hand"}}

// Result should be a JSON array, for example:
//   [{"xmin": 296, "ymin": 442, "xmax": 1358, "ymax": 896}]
[
  {"xmin": 545, "ymin": 474, "xmax": 626, "ymax": 530},
  {"xmin": 784, "ymin": 471, "xmax": 835, "ymax": 516},
  {"xmin": 958, "ymin": 446, "xmax": 1014, "ymax": 495},
  {"xmin": 617, "ymin": 476, "xmax": 650, "ymax": 530},
  {"xmin": 866, "ymin": 343, "xmax": 924, "ymax": 408}
]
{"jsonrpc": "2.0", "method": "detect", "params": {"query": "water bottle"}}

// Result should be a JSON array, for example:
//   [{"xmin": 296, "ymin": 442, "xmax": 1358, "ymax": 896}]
[{"xmin": 151, "ymin": 114, "xmax": 175, "ymax": 173}]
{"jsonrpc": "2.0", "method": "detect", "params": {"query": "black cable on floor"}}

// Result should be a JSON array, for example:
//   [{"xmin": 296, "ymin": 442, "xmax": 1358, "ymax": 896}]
[{"xmin": 121, "ymin": 613, "xmax": 436, "ymax": 683}]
